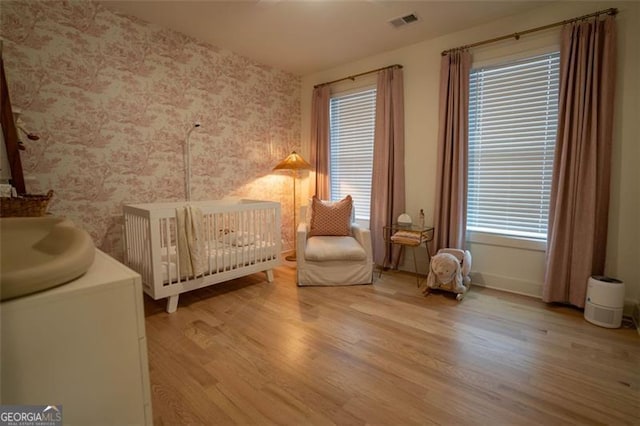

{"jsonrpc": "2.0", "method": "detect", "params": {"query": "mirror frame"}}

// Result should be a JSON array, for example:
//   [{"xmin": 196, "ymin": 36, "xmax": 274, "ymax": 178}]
[{"xmin": 0, "ymin": 46, "xmax": 26, "ymax": 194}]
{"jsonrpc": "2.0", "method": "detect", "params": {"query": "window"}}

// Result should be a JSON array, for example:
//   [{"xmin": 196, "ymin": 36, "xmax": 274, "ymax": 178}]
[
  {"xmin": 329, "ymin": 88, "xmax": 376, "ymax": 221},
  {"xmin": 467, "ymin": 52, "xmax": 560, "ymax": 241}
]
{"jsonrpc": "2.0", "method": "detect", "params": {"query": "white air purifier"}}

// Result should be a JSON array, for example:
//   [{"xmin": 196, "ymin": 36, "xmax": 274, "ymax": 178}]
[{"xmin": 584, "ymin": 275, "xmax": 625, "ymax": 328}]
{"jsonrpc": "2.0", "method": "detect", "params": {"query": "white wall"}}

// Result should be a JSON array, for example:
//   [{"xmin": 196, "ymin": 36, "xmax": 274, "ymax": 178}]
[{"xmin": 300, "ymin": 1, "xmax": 640, "ymax": 305}]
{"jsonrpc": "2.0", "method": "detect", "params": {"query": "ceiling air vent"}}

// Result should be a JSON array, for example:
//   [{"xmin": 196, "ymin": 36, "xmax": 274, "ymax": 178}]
[{"xmin": 389, "ymin": 13, "xmax": 419, "ymax": 29}]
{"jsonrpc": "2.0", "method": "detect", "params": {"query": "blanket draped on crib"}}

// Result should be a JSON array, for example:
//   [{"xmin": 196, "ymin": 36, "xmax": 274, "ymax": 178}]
[{"xmin": 176, "ymin": 206, "xmax": 207, "ymax": 277}]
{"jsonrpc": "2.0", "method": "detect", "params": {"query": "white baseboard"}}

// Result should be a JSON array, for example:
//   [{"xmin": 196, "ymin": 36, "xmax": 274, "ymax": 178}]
[
  {"xmin": 627, "ymin": 300, "xmax": 640, "ymax": 335},
  {"xmin": 281, "ymin": 249, "xmax": 295, "ymax": 260},
  {"xmin": 470, "ymin": 273, "xmax": 639, "ymax": 332},
  {"xmin": 470, "ymin": 271, "xmax": 543, "ymax": 299}
]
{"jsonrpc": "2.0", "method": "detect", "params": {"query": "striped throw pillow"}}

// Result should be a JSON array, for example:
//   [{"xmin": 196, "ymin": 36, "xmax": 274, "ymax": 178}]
[{"xmin": 309, "ymin": 195, "xmax": 353, "ymax": 237}]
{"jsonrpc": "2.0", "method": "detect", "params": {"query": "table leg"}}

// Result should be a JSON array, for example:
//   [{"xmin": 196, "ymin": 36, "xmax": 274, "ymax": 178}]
[
  {"xmin": 379, "ymin": 241, "xmax": 389, "ymax": 278},
  {"xmin": 411, "ymin": 246, "xmax": 420, "ymax": 287}
]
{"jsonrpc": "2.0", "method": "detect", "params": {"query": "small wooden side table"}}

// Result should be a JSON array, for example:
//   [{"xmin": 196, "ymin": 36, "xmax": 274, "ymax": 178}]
[{"xmin": 380, "ymin": 224, "xmax": 434, "ymax": 286}]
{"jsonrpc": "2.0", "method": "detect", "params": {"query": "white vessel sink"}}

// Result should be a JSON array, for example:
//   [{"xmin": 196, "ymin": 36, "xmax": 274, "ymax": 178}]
[{"xmin": 1, "ymin": 217, "xmax": 95, "ymax": 301}]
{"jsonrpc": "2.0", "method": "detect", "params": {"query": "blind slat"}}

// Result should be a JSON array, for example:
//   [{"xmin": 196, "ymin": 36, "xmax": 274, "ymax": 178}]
[
  {"xmin": 330, "ymin": 88, "xmax": 376, "ymax": 220},
  {"xmin": 468, "ymin": 52, "xmax": 559, "ymax": 240}
]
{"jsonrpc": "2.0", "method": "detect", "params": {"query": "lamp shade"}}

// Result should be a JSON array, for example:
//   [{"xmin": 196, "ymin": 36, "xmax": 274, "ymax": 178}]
[{"xmin": 273, "ymin": 151, "xmax": 312, "ymax": 171}]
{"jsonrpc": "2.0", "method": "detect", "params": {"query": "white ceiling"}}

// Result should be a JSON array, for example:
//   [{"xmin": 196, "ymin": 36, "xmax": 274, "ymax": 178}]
[{"xmin": 101, "ymin": 1, "xmax": 550, "ymax": 76}]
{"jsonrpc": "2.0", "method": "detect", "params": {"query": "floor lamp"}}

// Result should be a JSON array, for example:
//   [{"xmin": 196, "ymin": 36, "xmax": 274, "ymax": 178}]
[{"xmin": 273, "ymin": 151, "xmax": 311, "ymax": 261}]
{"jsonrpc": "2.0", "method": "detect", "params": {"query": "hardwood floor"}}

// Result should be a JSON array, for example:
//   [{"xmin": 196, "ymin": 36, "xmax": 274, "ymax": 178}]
[{"xmin": 143, "ymin": 266, "xmax": 640, "ymax": 425}]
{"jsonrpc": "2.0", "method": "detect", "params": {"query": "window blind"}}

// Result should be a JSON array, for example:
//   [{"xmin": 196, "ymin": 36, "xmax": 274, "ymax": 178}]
[
  {"xmin": 330, "ymin": 88, "xmax": 376, "ymax": 221},
  {"xmin": 467, "ymin": 52, "xmax": 560, "ymax": 240}
]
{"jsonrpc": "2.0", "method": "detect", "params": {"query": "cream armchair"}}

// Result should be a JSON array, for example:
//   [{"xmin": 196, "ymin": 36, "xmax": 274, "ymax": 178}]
[{"xmin": 296, "ymin": 206, "xmax": 373, "ymax": 286}]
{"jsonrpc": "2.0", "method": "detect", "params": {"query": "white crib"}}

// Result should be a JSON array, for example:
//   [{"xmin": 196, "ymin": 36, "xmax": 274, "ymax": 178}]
[{"xmin": 123, "ymin": 199, "xmax": 281, "ymax": 313}]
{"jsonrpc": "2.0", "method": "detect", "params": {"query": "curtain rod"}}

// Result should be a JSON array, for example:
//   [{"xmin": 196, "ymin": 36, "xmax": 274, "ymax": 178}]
[
  {"xmin": 441, "ymin": 7, "xmax": 618, "ymax": 56},
  {"xmin": 314, "ymin": 64, "xmax": 402, "ymax": 88}
]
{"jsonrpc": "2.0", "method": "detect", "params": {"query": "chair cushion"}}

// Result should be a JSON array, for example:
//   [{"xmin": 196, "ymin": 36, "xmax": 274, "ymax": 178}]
[
  {"xmin": 305, "ymin": 236, "xmax": 366, "ymax": 262},
  {"xmin": 309, "ymin": 195, "xmax": 352, "ymax": 237}
]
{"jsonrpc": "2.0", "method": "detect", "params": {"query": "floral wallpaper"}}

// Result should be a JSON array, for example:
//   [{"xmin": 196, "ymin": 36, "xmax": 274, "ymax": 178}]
[{"xmin": 0, "ymin": 1, "xmax": 301, "ymax": 260}]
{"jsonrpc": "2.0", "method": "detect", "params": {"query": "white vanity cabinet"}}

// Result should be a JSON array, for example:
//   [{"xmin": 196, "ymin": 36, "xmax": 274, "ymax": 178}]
[{"xmin": 1, "ymin": 250, "xmax": 152, "ymax": 425}]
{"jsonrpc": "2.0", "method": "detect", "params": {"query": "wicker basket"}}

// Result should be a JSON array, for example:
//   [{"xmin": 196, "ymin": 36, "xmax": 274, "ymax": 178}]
[{"xmin": 0, "ymin": 190, "xmax": 54, "ymax": 217}]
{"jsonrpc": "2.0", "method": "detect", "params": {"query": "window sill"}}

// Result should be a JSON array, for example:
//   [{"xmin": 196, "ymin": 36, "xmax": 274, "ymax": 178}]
[
  {"xmin": 466, "ymin": 231, "xmax": 546, "ymax": 252},
  {"xmin": 355, "ymin": 218, "xmax": 370, "ymax": 229}
]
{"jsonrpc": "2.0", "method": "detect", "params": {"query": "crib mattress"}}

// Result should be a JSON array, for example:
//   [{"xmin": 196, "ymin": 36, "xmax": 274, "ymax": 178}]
[{"xmin": 160, "ymin": 241, "xmax": 277, "ymax": 284}]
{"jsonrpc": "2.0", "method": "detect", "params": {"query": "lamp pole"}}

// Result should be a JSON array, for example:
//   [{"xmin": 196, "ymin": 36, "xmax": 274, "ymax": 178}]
[
  {"xmin": 185, "ymin": 123, "xmax": 201, "ymax": 202},
  {"xmin": 287, "ymin": 169, "xmax": 300, "ymax": 262},
  {"xmin": 272, "ymin": 151, "xmax": 311, "ymax": 262}
]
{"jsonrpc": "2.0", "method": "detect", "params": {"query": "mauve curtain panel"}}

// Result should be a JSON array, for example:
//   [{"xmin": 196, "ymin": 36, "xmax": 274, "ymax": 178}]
[
  {"xmin": 543, "ymin": 16, "xmax": 617, "ymax": 308},
  {"xmin": 370, "ymin": 67, "xmax": 405, "ymax": 266},
  {"xmin": 431, "ymin": 50, "xmax": 471, "ymax": 253},
  {"xmin": 310, "ymin": 85, "xmax": 331, "ymax": 199}
]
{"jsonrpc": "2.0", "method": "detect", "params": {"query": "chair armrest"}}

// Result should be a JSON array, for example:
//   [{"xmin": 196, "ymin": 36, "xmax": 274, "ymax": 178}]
[
  {"xmin": 351, "ymin": 223, "xmax": 373, "ymax": 262},
  {"xmin": 296, "ymin": 222, "xmax": 309, "ymax": 264}
]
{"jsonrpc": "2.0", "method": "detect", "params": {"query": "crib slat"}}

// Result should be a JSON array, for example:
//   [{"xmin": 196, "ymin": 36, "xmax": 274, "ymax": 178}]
[
  {"xmin": 214, "ymin": 213, "xmax": 219, "ymax": 273},
  {"xmin": 257, "ymin": 209, "xmax": 261, "ymax": 264},
  {"xmin": 251, "ymin": 209, "xmax": 256, "ymax": 265},
  {"xmin": 205, "ymin": 213, "xmax": 211, "ymax": 275}
]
